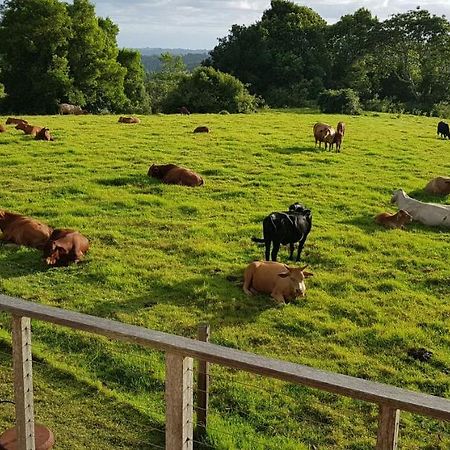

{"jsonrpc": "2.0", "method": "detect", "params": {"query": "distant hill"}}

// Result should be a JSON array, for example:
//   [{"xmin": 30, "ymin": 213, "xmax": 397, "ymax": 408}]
[{"xmin": 136, "ymin": 48, "xmax": 210, "ymax": 73}]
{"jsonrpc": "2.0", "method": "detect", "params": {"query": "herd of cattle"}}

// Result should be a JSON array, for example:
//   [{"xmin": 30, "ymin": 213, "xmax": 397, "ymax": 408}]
[{"xmin": 0, "ymin": 111, "xmax": 449, "ymax": 304}]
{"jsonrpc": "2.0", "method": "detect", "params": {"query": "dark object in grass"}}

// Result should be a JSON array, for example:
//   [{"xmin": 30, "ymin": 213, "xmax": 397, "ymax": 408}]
[
  {"xmin": 43, "ymin": 229, "xmax": 89, "ymax": 266},
  {"xmin": 148, "ymin": 163, "xmax": 204, "ymax": 187},
  {"xmin": 437, "ymin": 121, "xmax": 450, "ymax": 139},
  {"xmin": 194, "ymin": 126, "xmax": 209, "ymax": 133},
  {"xmin": 252, "ymin": 202, "xmax": 312, "ymax": 262},
  {"xmin": 179, "ymin": 106, "xmax": 190, "ymax": 115},
  {"xmin": 407, "ymin": 347, "xmax": 433, "ymax": 362}
]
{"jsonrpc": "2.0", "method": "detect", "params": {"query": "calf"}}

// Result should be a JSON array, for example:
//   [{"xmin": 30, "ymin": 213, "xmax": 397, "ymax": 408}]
[
  {"xmin": 6, "ymin": 118, "xmax": 28, "ymax": 125},
  {"xmin": 437, "ymin": 121, "xmax": 450, "ymax": 139},
  {"xmin": 148, "ymin": 163, "xmax": 204, "ymax": 187},
  {"xmin": 15, "ymin": 122, "xmax": 42, "ymax": 136},
  {"xmin": 424, "ymin": 176, "xmax": 450, "ymax": 196},
  {"xmin": 194, "ymin": 126, "xmax": 209, "ymax": 133},
  {"xmin": 243, "ymin": 261, "xmax": 313, "ymax": 304},
  {"xmin": 43, "ymin": 229, "xmax": 89, "ymax": 266},
  {"xmin": 375, "ymin": 210, "xmax": 412, "ymax": 229},
  {"xmin": 118, "ymin": 116, "xmax": 140, "ymax": 124},
  {"xmin": 0, "ymin": 210, "xmax": 52, "ymax": 249},
  {"xmin": 35, "ymin": 127, "xmax": 54, "ymax": 141},
  {"xmin": 252, "ymin": 203, "xmax": 312, "ymax": 261}
]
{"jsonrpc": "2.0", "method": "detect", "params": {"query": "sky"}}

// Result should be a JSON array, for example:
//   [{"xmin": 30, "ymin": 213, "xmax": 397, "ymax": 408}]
[{"xmin": 3, "ymin": 1, "xmax": 450, "ymax": 49}]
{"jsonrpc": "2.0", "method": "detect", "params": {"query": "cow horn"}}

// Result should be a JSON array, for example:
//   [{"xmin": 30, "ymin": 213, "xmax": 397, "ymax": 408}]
[{"xmin": 300, "ymin": 265, "xmax": 308, "ymax": 271}]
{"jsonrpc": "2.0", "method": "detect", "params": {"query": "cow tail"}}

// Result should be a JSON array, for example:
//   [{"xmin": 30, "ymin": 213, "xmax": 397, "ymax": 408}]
[{"xmin": 251, "ymin": 236, "xmax": 265, "ymax": 244}]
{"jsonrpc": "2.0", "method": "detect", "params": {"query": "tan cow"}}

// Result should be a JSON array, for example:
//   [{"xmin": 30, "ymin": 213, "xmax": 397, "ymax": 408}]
[
  {"xmin": 148, "ymin": 164, "xmax": 204, "ymax": 187},
  {"xmin": 43, "ymin": 229, "xmax": 89, "ymax": 266},
  {"xmin": 424, "ymin": 177, "xmax": 450, "ymax": 196},
  {"xmin": 0, "ymin": 125, "xmax": 6, "ymax": 133},
  {"xmin": 313, "ymin": 122, "xmax": 335, "ymax": 149},
  {"xmin": 15, "ymin": 123, "xmax": 42, "ymax": 136},
  {"xmin": 243, "ymin": 261, "xmax": 313, "ymax": 304},
  {"xmin": 118, "ymin": 116, "xmax": 140, "ymax": 124},
  {"xmin": 375, "ymin": 210, "xmax": 412, "ymax": 229}
]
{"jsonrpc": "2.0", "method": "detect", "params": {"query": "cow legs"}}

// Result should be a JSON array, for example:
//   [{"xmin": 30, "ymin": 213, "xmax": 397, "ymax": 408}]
[
  {"xmin": 271, "ymin": 290, "xmax": 286, "ymax": 305},
  {"xmin": 296, "ymin": 235, "xmax": 307, "ymax": 262},
  {"xmin": 264, "ymin": 240, "xmax": 271, "ymax": 261},
  {"xmin": 271, "ymin": 241, "xmax": 281, "ymax": 261},
  {"xmin": 289, "ymin": 243, "xmax": 295, "ymax": 260}
]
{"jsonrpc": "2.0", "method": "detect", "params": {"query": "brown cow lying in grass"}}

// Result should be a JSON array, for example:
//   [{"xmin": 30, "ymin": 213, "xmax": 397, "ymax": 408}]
[
  {"xmin": 194, "ymin": 126, "xmax": 209, "ymax": 133},
  {"xmin": 0, "ymin": 210, "xmax": 53, "ymax": 249},
  {"xmin": 243, "ymin": 261, "xmax": 313, "ymax": 304},
  {"xmin": 118, "ymin": 116, "xmax": 140, "ymax": 124},
  {"xmin": 35, "ymin": 127, "xmax": 54, "ymax": 141},
  {"xmin": 148, "ymin": 163, "xmax": 204, "ymax": 187},
  {"xmin": 6, "ymin": 117, "xmax": 28, "ymax": 125},
  {"xmin": 0, "ymin": 125, "xmax": 6, "ymax": 133},
  {"xmin": 43, "ymin": 229, "xmax": 89, "ymax": 266},
  {"xmin": 424, "ymin": 176, "xmax": 450, "ymax": 196},
  {"xmin": 15, "ymin": 122, "xmax": 42, "ymax": 136},
  {"xmin": 375, "ymin": 210, "xmax": 412, "ymax": 229}
]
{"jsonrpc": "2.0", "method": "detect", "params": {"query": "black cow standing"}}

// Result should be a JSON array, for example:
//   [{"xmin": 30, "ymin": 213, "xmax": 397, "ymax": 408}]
[
  {"xmin": 437, "ymin": 121, "xmax": 450, "ymax": 139},
  {"xmin": 252, "ymin": 203, "xmax": 312, "ymax": 262}
]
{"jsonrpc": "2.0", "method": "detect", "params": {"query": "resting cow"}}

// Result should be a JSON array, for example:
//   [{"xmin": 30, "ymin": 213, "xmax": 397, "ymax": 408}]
[
  {"xmin": 0, "ymin": 125, "xmax": 6, "ymax": 133},
  {"xmin": 148, "ymin": 164, "xmax": 204, "ymax": 187},
  {"xmin": 424, "ymin": 176, "xmax": 450, "ymax": 196},
  {"xmin": 194, "ymin": 126, "xmax": 209, "ymax": 133},
  {"xmin": 391, "ymin": 189, "xmax": 450, "ymax": 227},
  {"xmin": 15, "ymin": 123, "xmax": 42, "ymax": 136},
  {"xmin": 118, "ymin": 116, "xmax": 140, "ymax": 124},
  {"xmin": 437, "ymin": 121, "xmax": 450, "ymax": 139},
  {"xmin": 6, "ymin": 118, "xmax": 28, "ymax": 125},
  {"xmin": 0, "ymin": 210, "xmax": 52, "ymax": 249},
  {"xmin": 252, "ymin": 203, "xmax": 312, "ymax": 261},
  {"xmin": 375, "ymin": 210, "xmax": 412, "ymax": 229},
  {"xmin": 243, "ymin": 261, "xmax": 313, "ymax": 304},
  {"xmin": 58, "ymin": 103, "xmax": 86, "ymax": 115},
  {"xmin": 35, "ymin": 127, "xmax": 54, "ymax": 141},
  {"xmin": 43, "ymin": 229, "xmax": 89, "ymax": 266}
]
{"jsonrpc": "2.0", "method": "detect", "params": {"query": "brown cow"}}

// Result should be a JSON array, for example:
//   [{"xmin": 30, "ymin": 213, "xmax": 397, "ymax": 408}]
[
  {"xmin": 0, "ymin": 211, "xmax": 53, "ymax": 249},
  {"xmin": 332, "ymin": 121, "xmax": 345, "ymax": 152},
  {"xmin": 375, "ymin": 210, "xmax": 413, "ymax": 229},
  {"xmin": 243, "ymin": 261, "xmax": 313, "ymax": 305},
  {"xmin": 35, "ymin": 127, "xmax": 54, "ymax": 141},
  {"xmin": 148, "ymin": 164, "xmax": 204, "ymax": 187},
  {"xmin": 194, "ymin": 126, "xmax": 209, "ymax": 133},
  {"xmin": 15, "ymin": 122, "xmax": 42, "ymax": 136},
  {"xmin": 179, "ymin": 106, "xmax": 191, "ymax": 115},
  {"xmin": 424, "ymin": 176, "xmax": 450, "ymax": 196},
  {"xmin": 43, "ymin": 229, "xmax": 89, "ymax": 266},
  {"xmin": 0, "ymin": 125, "xmax": 6, "ymax": 133},
  {"xmin": 118, "ymin": 116, "xmax": 140, "ymax": 124},
  {"xmin": 6, "ymin": 118, "xmax": 28, "ymax": 125},
  {"xmin": 313, "ymin": 122, "xmax": 335, "ymax": 149}
]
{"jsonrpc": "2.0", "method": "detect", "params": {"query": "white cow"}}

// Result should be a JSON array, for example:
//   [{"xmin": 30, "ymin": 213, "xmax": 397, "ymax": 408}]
[{"xmin": 391, "ymin": 189, "xmax": 450, "ymax": 227}]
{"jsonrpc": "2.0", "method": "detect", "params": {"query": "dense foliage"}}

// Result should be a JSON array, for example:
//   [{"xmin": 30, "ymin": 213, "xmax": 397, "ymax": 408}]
[
  {"xmin": 208, "ymin": 0, "xmax": 450, "ymax": 114},
  {"xmin": 0, "ymin": 0, "xmax": 147, "ymax": 113},
  {"xmin": 317, "ymin": 89, "xmax": 362, "ymax": 115}
]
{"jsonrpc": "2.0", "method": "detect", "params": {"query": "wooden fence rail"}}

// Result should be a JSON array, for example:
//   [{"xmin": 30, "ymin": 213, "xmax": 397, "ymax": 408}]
[{"xmin": 0, "ymin": 294, "xmax": 449, "ymax": 450}]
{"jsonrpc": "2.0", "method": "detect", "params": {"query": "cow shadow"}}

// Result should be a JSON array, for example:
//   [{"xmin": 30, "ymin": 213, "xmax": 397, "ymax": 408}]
[
  {"xmin": 407, "ymin": 188, "xmax": 449, "ymax": 204},
  {"xmin": 96, "ymin": 174, "xmax": 150, "ymax": 188},
  {"xmin": 0, "ymin": 244, "xmax": 47, "ymax": 278},
  {"xmin": 339, "ymin": 215, "xmax": 380, "ymax": 234},
  {"xmin": 266, "ymin": 145, "xmax": 326, "ymax": 155}
]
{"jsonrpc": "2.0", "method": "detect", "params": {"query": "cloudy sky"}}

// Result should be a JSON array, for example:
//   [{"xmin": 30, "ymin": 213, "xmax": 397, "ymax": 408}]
[{"xmin": 3, "ymin": 1, "xmax": 450, "ymax": 49}]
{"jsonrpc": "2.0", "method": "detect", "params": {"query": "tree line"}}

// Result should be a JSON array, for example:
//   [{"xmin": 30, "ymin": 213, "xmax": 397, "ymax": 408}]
[{"xmin": 1, "ymin": 0, "xmax": 450, "ymax": 116}]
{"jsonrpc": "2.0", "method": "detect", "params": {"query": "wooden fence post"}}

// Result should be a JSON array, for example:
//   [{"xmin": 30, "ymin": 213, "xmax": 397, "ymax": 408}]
[
  {"xmin": 12, "ymin": 315, "xmax": 35, "ymax": 450},
  {"xmin": 165, "ymin": 353, "xmax": 193, "ymax": 450},
  {"xmin": 196, "ymin": 324, "xmax": 210, "ymax": 440},
  {"xmin": 376, "ymin": 405, "xmax": 400, "ymax": 450}
]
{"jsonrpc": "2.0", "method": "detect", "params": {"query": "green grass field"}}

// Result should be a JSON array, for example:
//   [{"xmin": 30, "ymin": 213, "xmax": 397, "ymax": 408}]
[{"xmin": 0, "ymin": 111, "xmax": 449, "ymax": 449}]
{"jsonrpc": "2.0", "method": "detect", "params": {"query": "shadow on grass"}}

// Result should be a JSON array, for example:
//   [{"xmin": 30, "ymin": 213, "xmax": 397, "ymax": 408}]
[
  {"xmin": 408, "ymin": 188, "xmax": 449, "ymax": 204},
  {"xmin": 266, "ymin": 145, "xmax": 326, "ymax": 155},
  {"xmin": 0, "ymin": 245, "xmax": 46, "ymax": 278},
  {"xmin": 96, "ymin": 174, "xmax": 150, "ymax": 187}
]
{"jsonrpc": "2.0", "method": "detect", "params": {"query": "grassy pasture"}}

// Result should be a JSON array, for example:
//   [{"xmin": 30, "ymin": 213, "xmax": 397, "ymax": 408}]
[{"xmin": 0, "ymin": 111, "xmax": 449, "ymax": 449}]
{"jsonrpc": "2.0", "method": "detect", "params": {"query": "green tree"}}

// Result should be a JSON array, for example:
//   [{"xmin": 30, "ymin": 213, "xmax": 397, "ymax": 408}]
[
  {"xmin": 67, "ymin": 0, "xmax": 126, "ymax": 112},
  {"xmin": 117, "ymin": 49, "xmax": 151, "ymax": 113},
  {"xmin": 0, "ymin": 0, "xmax": 73, "ymax": 113}
]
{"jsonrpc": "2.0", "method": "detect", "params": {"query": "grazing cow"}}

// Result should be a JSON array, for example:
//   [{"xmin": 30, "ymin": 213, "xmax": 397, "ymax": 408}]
[
  {"xmin": 375, "ymin": 210, "xmax": 412, "ymax": 229},
  {"xmin": 58, "ymin": 103, "xmax": 86, "ymax": 115},
  {"xmin": 148, "ymin": 163, "xmax": 204, "ymax": 187},
  {"xmin": 313, "ymin": 122, "xmax": 335, "ymax": 149},
  {"xmin": 15, "ymin": 122, "xmax": 42, "ymax": 136},
  {"xmin": 35, "ymin": 127, "xmax": 54, "ymax": 141},
  {"xmin": 179, "ymin": 106, "xmax": 191, "ymax": 115},
  {"xmin": 243, "ymin": 261, "xmax": 313, "ymax": 304},
  {"xmin": 391, "ymin": 189, "xmax": 450, "ymax": 227},
  {"xmin": 437, "ymin": 121, "xmax": 450, "ymax": 139},
  {"xmin": 194, "ymin": 126, "xmax": 209, "ymax": 133},
  {"xmin": 0, "ymin": 210, "xmax": 53, "ymax": 249},
  {"xmin": 424, "ymin": 176, "xmax": 450, "ymax": 196},
  {"xmin": 0, "ymin": 125, "xmax": 6, "ymax": 133},
  {"xmin": 118, "ymin": 116, "xmax": 140, "ymax": 124},
  {"xmin": 252, "ymin": 203, "xmax": 312, "ymax": 261},
  {"xmin": 43, "ymin": 229, "xmax": 89, "ymax": 266},
  {"xmin": 6, "ymin": 117, "xmax": 28, "ymax": 125}
]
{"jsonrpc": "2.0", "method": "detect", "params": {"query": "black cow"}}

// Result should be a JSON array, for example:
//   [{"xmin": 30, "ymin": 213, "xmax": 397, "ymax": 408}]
[
  {"xmin": 252, "ymin": 203, "xmax": 312, "ymax": 262},
  {"xmin": 437, "ymin": 121, "xmax": 450, "ymax": 139}
]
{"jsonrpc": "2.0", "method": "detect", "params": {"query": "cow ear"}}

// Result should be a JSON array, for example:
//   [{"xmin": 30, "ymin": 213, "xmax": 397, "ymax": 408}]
[
  {"xmin": 303, "ymin": 271, "xmax": 313, "ymax": 278},
  {"xmin": 278, "ymin": 271, "xmax": 290, "ymax": 278}
]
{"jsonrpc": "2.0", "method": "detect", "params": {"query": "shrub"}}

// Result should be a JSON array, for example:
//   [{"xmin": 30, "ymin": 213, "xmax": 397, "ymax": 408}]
[
  {"xmin": 431, "ymin": 101, "xmax": 450, "ymax": 118},
  {"xmin": 164, "ymin": 66, "xmax": 258, "ymax": 113},
  {"xmin": 317, "ymin": 89, "xmax": 362, "ymax": 115}
]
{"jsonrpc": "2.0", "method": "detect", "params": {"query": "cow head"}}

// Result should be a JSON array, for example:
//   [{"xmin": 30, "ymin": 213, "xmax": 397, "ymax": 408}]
[
  {"xmin": 391, "ymin": 189, "xmax": 406, "ymax": 204},
  {"xmin": 278, "ymin": 264, "xmax": 313, "ymax": 298},
  {"xmin": 397, "ymin": 209, "xmax": 412, "ymax": 223}
]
